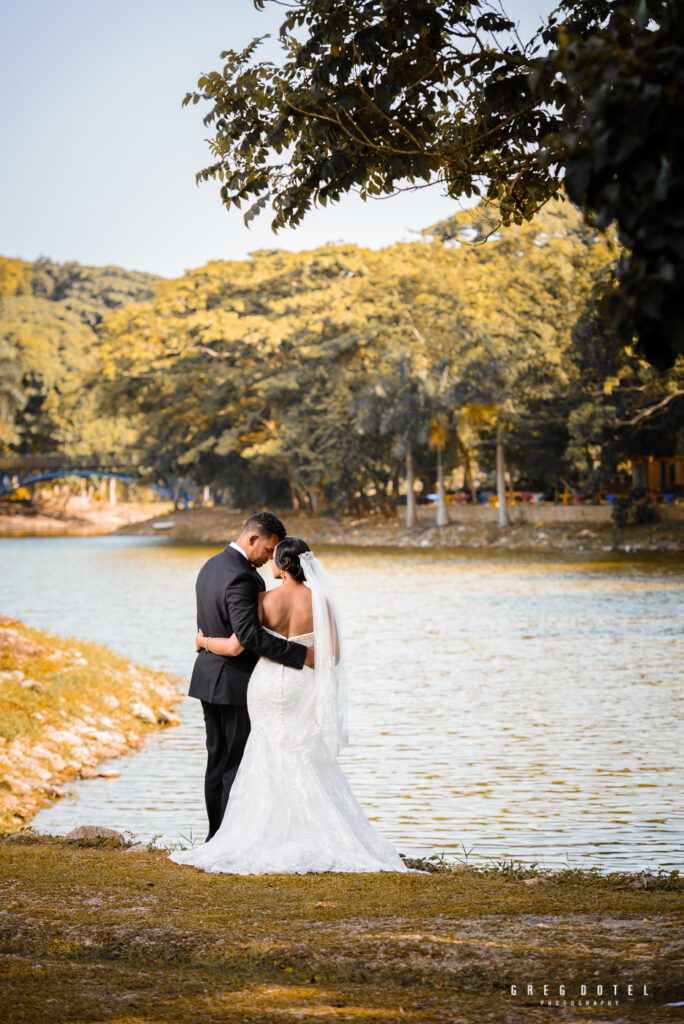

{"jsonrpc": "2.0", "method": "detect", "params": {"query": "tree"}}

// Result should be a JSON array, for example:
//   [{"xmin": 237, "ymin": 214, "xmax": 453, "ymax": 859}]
[
  {"xmin": 564, "ymin": 281, "xmax": 684, "ymax": 489},
  {"xmin": 539, "ymin": 0, "xmax": 684, "ymax": 369},
  {"xmin": 91, "ymin": 199, "xmax": 618, "ymax": 514},
  {"xmin": 185, "ymin": 0, "xmax": 680, "ymax": 367},
  {"xmin": 429, "ymin": 198, "xmax": 615, "ymax": 514},
  {"xmin": 0, "ymin": 339, "xmax": 25, "ymax": 447},
  {"xmin": 354, "ymin": 355, "xmax": 431, "ymax": 527},
  {"xmin": 184, "ymin": 0, "xmax": 566, "ymax": 228},
  {"xmin": 3, "ymin": 201, "xmax": 654, "ymax": 513},
  {"xmin": 0, "ymin": 296, "xmax": 98, "ymax": 454},
  {"xmin": 0, "ymin": 256, "xmax": 159, "ymax": 459}
]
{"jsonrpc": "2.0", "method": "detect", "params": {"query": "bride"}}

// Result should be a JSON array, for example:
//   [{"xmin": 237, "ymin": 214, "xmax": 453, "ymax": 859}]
[{"xmin": 169, "ymin": 537, "xmax": 407, "ymax": 874}]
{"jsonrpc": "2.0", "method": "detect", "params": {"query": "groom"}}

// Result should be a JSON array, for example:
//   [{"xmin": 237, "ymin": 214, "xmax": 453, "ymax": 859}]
[{"xmin": 189, "ymin": 511, "xmax": 313, "ymax": 839}]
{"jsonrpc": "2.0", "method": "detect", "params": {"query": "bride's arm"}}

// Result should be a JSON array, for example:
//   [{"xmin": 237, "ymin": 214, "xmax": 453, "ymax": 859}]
[{"xmin": 196, "ymin": 628, "xmax": 244, "ymax": 656}]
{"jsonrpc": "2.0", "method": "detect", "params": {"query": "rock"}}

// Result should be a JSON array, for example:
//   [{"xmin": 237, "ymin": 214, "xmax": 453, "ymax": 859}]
[
  {"xmin": 79, "ymin": 766, "xmax": 99, "ymax": 779},
  {"xmin": 33, "ymin": 747, "xmax": 67, "ymax": 771},
  {"xmin": 98, "ymin": 769, "xmax": 121, "ymax": 779},
  {"xmin": 125, "ymin": 843, "xmax": 149, "ymax": 853},
  {"xmin": 156, "ymin": 707, "xmax": 181, "ymax": 725},
  {"xmin": 90, "ymin": 745, "xmax": 122, "ymax": 761},
  {"xmin": 65, "ymin": 825, "xmax": 126, "ymax": 845},
  {"xmin": 522, "ymin": 876, "xmax": 548, "ymax": 886},
  {"xmin": 449, "ymin": 863, "xmax": 471, "ymax": 873},
  {"xmin": 7, "ymin": 776, "xmax": 32, "ymax": 797},
  {"xmin": 629, "ymin": 874, "xmax": 658, "ymax": 890},
  {"xmin": 1, "ymin": 669, "xmax": 25, "ymax": 682},
  {"xmin": 42, "ymin": 784, "xmax": 65, "ymax": 798},
  {"xmin": 43, "ymin": 726, "xmax": 87, "ymax": 747},
  {"xmin": 131, "ymin": 700, "xmax": 156, "ymax": 725},
  {"xmin": 0, "ymin": 631, "xmax": 46, "ymax": 658}
]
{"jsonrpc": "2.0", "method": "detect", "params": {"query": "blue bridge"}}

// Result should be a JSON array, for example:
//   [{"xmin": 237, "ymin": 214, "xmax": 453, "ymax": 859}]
[{"xmin": 0, "ymin": 455, "xmax": 193, "ymax": 507}]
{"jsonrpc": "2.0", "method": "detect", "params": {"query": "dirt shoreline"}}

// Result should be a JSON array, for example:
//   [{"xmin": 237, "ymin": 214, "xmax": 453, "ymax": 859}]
[
  {"xmin": 3, "ymin": 501, "xmax": 683, "ymax": 552},
  {"xmin": 0, "ymin": 499, "xmax": 173, "ymax": 537},
  {"xmin": 119, "ymin": 506, "xmax": 684, "ymax": 555},
  {"xmin": 0, "ymin": 616, "xmax": 182, "ymax": 832}
]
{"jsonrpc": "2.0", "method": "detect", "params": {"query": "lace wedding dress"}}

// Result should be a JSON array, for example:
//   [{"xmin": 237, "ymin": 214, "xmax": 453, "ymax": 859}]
[{"xmin": 170, "ymin": 628, "xmax": 407, "ymax": 874}]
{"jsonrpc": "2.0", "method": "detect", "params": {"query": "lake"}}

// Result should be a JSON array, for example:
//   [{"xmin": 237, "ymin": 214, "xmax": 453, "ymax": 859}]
[{"xmin": 1, "ymin": 535, "xmax": 682, "ymax": 871}]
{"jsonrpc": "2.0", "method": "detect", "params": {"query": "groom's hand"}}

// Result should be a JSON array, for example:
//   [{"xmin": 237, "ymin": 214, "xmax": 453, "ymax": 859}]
[{"xmin": 304, "ymin": 647, "xmax": 315, "ymax": 669}]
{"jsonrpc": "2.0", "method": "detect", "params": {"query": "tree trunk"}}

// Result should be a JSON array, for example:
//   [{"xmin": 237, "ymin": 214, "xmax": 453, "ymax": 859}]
[
  {"xmin": 109, "ymin": 477, "xmax": 117, "ymax": 506},
  {"xmin": 0, "ymin": 397, "xmax": 9, "ymax": 439},
  {"xmin": 496, "ymin": 424, "xmax": 508, "ymax": 528},
  {"xmin": 389, "ymin": 469, "xmax": 400, "ymax": 501},
  {"xmin": 463, "ymin": 449, "xmax": 478, "ymax": 503},
  {"xmin": 405, "ymin": 452, "xmax": 417, "ymax": 528},
  {"xmin": 309, "ymin": 487, "xmax": 325, "ymax": 513},
  {"xmin": 375, "ymin": 478, "xmax": 394, "ymax": 518},
  {"xmin": 436, "ymin": 449, "xmax": 448, "ymax": 527},
  {"xmin": 506, "ymin": 468, "xmax": 515, "ymax": 506}
]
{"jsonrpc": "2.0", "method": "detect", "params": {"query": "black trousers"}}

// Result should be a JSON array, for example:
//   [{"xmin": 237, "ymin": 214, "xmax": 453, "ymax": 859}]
[{"xmin": 201, "ymin": 701, "xmax": 251, "ymax": 840}]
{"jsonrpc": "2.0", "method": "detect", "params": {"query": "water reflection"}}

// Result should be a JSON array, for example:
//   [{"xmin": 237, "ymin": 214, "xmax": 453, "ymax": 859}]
[{"xmin": 1, "ymin": 536, "xmax": 682, "ymax": 870}]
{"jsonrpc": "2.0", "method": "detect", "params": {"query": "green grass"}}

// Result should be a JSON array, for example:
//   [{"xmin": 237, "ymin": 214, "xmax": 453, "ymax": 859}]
[{"xmin": 0, "ymin": 832, "xmax": 682, "ymax": 1023}]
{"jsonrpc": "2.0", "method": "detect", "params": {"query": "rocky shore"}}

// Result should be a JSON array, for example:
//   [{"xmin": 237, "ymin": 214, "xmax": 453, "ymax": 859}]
[{"xmin": 0, "ymin": 615, "xmax": 181, "ymax": 832}]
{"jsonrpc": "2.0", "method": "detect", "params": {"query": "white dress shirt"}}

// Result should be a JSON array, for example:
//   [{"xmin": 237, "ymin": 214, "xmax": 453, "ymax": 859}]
[{"xmin": 229, "ymin": 540, "xmax": 250, "ymax": 562}]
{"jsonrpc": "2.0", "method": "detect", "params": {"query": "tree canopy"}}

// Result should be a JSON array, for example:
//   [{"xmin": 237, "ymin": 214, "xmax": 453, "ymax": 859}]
[
  {"xmin": 183, "ymin": 0, "xmax": 682, "ymax": 368},
  {"xmin": 2, "ymin": 198, "xmax": 681, "ymax": 511},
  {"xmin": 93, "ymin": 200, "xmax": 682, "ymax": 510},
  {"xmin": 0, "ymin": 258, "xmax": 158, "ymax": 456},
  {"xmin": 543, "ymin": 0, "xmax": 684, "ymax": 370}
]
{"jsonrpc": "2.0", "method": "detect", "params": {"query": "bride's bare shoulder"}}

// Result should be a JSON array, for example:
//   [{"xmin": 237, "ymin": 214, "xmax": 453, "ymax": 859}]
[
  {"xmin": 259, "ymin": 587, "xmax": 283, "ymax": 616},
  {"xmin": 257, "ymin": 589, "xmax": 270, "ymax": 623}
]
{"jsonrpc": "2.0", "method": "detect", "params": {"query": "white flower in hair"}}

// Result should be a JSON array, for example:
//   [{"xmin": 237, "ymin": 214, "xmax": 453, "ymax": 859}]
[{"xmin": 299, "ymin": 550, "xmax": 314, "ymax": 563}]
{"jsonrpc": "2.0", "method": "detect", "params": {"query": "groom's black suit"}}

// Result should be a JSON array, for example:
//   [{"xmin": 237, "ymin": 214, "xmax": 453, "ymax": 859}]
[{"xmin": 189, "ymin": 543, "xmax": 308, "ymax": 838}]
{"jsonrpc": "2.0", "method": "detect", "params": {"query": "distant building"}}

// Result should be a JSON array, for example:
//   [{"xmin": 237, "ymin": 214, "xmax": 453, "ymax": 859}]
[{"xmin": 632, "ymin": 452, "xmax": 684, "ymax": 497}]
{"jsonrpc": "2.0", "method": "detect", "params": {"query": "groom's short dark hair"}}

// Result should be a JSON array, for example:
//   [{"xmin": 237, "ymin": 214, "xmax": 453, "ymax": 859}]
[{"xmin": 243, "ymin": 511, "xmax": 287, "ymax": 540}]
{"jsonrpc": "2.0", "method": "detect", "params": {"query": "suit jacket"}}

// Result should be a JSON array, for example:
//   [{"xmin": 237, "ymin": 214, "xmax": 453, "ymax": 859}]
[{"xmin": 188, "ymin": 544, "xmax": 308, "ymax": 706}]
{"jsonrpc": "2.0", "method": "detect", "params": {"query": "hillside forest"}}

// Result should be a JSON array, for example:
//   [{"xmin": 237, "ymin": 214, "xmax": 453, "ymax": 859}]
[{"xmin": 1, "ymin": 199, "xmax": 683, "ymax": 515}]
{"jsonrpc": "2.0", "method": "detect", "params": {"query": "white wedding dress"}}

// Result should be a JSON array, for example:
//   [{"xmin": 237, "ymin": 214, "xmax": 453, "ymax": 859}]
[{"xmin": 170, "ymin": 628, "xmax": 407, "ymax": 875}]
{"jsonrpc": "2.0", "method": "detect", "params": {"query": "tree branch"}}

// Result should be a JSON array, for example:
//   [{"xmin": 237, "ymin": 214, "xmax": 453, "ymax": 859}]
[{"xmin": 620, "ymin": 389, "xmax": 684, "ymax": 426}]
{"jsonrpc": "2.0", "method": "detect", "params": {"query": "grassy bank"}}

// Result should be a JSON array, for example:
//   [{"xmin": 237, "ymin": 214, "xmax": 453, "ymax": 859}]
[
  {"xmin": 0, "ymin": 616, "xmax": 181, "ymax": 832},
  {"xmin": 121, "ymin": 506, "xmax": 684, "ymax": 555},
  {"xmin": 0, "ymin": 832, "xmax": 682, "ymax": 1023}
]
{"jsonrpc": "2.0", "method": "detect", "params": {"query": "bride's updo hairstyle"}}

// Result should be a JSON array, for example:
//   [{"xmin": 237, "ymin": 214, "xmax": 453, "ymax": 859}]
[{"xmin": 274, "ymin": 537, "xmax": 311, "ymax": 582}]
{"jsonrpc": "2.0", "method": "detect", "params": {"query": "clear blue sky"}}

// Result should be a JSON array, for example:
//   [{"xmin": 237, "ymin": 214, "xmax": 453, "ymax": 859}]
[{"xmin": 1, "ymin": 0, "xmax": 555, "ymax": 278}]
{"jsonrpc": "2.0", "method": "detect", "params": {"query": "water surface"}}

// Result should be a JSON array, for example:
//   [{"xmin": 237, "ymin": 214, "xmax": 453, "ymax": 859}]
[{"xmin": 1, "ymin": 535, "xmax": 682, "ymax": 870}]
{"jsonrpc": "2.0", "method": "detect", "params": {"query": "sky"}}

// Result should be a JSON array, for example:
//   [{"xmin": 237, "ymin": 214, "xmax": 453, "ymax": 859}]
[{"xmin": 1, "ymin": 0, "xmax": 555, "ymax": 278}]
